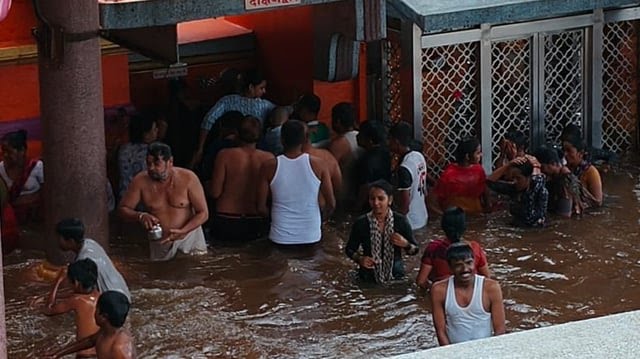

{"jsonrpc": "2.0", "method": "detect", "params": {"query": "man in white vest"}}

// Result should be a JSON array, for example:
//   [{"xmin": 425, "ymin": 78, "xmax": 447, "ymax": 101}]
[
  {"xmin": 431, "ymin": 243, "xmax": 505, "ymax": 345},
  {"xmin": 257, "ymin": 120, "xmax": 335, "ymax": 245}
]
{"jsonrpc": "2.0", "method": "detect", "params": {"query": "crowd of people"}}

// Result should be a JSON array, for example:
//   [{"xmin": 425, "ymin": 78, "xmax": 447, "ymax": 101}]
[{"xmin": 3, "ymin": 68, "xmax": 611, "ymax": 357}]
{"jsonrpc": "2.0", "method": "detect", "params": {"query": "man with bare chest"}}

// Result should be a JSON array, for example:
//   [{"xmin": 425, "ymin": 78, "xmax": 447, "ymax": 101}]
[
  {"xmin": 210, "ymin": 116, "xmax": 273, "ymax": 241},
  {"xmin": 431, "ymin": 242, "xmax": 505, "ymax": 345},
  {"xmin": 119, "ymin": 142, "xmax": 208, "ymax": 261}
]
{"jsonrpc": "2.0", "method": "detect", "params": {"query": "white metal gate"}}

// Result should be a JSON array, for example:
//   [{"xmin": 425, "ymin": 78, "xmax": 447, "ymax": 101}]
[{"xmin": 415, "ymin": 8, "xmax": 640, "ymax": 174}]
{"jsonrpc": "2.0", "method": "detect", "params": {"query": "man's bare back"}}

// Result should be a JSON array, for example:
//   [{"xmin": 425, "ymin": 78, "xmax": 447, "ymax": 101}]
[
  {"xmin": 304, "ymin": 146, "xmax": 342, "ymax": 196},
  {"xmin": 95, "ymin": 329, "xmax": 134, "ymax": 359},
  {"xmin": 211, "ymin": 146, "xmax": 273, "ymax": 215}
]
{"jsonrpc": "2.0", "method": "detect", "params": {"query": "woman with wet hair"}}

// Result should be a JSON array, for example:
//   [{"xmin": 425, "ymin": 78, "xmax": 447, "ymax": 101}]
[
  {"xmin": 534, "ymin": 145, "xmax": 599, "ymax": 217},
  {"xmin": 0, "ymin": 129, "xmax": 44, "ymax": 223},
  {"xmin": 345, "ymin": 180, "xmax": 419, "ymax": 283},
  {"xmin": 416, "ymin": 206, "xmax": 491, "ymax": 289},
  {"xmin": 562, "ymin": 134, "xmax": 603, "ymax": 206},
  {"xmin": 433, "ymin": 137, "xmax": 489, "ymax": 214},
  {"xmin": 488, "ymin": 158, "xmax": 548, "ymax": 227}
]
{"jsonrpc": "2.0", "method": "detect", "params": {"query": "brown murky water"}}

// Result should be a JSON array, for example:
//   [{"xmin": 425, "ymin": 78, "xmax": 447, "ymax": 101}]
[{"xmin": 4, "ymin": 162, "xmax": 640, "ymax": 358}]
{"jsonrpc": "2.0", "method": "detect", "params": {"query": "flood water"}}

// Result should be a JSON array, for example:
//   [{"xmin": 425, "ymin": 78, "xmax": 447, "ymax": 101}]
[{"xmin": 4, "ymin": 161, "xmax": 640, "ymax": 358}]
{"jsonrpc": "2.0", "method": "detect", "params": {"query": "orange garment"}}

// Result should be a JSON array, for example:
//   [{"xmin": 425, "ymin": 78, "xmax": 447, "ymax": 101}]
[{"xmin": 433, "ymin": 163, "xmax": 487, "ymax": 214}]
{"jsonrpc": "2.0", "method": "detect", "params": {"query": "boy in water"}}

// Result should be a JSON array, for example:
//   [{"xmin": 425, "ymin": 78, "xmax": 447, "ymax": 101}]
[
  {"xmin": 44, "ymin": 291, "xmax": 134, "ymax": 359},
  {"xmin": 41, "ymin": 259, "xmax": 100, "ymax": 358}
]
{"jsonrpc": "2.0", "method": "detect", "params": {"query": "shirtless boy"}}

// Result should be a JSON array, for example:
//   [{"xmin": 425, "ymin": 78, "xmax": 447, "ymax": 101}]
[
  {"xmin": 41, "ymin": 259, "xmax": 100, "ymax": 358},
  {"xmin": 45, "ymin": 291, "xmax": 134, "ymax": 359},
  {"xmin": 119, "ymin": 142, "xmax": 208, "ymax": 261}
]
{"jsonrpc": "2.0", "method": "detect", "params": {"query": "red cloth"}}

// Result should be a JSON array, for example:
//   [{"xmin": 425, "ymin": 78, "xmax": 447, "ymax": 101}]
[
  {"xmin": 433, "ymin": 163, "xmax": 487, "ymax": 213},
  {"xmin": 420, "ymin": 237, "xmax": 488, "ymax": 282},
  {"xmin": 1, "ymin": 203, "xmax": 19, "ymax": 254}
]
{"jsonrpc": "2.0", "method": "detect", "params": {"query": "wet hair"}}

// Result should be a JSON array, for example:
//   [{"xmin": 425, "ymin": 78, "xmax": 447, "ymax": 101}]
[
  {"xmin": 241, "ymin": 69, "xmax": 266, "ymax": 92},
  {"xmin": 446, "ymin": 242, "xmax": 474, "ymax": 264},
  {"xmin": 2, "ymin": 130, "xmax": 28, "ymax": 152},
  {"xmin": 281, "ymin": 120, "xmax": 306, "ymax": 149},
  {"xmin": 331, "ymin": 102, "xmax": 355, "ymax": 130},
  {"xmin": 56, "ymin": 218, "xmax": 85, "ymax": 243},
  {"xmin": 147, "ymin": 142, "xmax": 172, "ymax": 161},
  {"xmin": 512, "ymin": 161, "xmax": 534, "ymax": 177},
  {"xmin": 269, "ymin": 107, "xmax": 291, "ymax": 128},
  {"xmin": 389, "ymin": 122, "xmax": 413, "ymax": 147},
  {"xmin": 358, "ymin": 120, "xmax": 387, "ymax": 145},
  {"xmin": 97, "ymin": 291, "xmax": 130, "ymax": 328},
  {"xmin": 563, "ymin": 133, "xmax": 587, "ymax": 153},
  {"xmin": 128, "ymin": 114, "xmax": 156, "ymax": 144},
  {"xmin": 454, "ymin": 137, "xmax": 480, "ymax": 164},
  {"xmin": 296, "ymin": 93, "xmax": 321, "ymax": 115},
  {"xmin": 67, "ymin": 259, "xmax": 98, "ymax": 291},
  {"xmin": 505, "ymin": 130, "xmax": 527, "ymax": 150},
  {"xmin": 561, "ymin": 124, "xmax": 582, "ymax": 142},
  {"xmin": 534, "ymin": 145, "xmax": 561, "ymax": 165},
  {"xmin": 369, "ymin": 179, "xmax": 394, "ymax": 197},
  {"xmin": 441, "ymin": 207, "xmax": 466, "ymax": 242},
  {"xmin": 218, "ymin": 111, "xmax": 243, "ymax": 134},
  {"xmin": 238, "ymin": 116, "xmax": 261, "ymax": 143}
]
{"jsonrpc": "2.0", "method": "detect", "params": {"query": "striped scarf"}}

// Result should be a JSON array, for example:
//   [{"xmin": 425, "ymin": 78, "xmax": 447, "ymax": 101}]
[{"xmin": 367, "ymin": 209, "xmax": 395, "ymax": 283}]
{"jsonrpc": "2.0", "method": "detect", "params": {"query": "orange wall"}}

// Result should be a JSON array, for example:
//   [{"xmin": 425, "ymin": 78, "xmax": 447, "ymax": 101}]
[
  {"xmin": 0, "ymin": 54, "xmax": 130, "ymax": 123},
  {"xmin": 226, "ymin": 6, "xmax": 366, "ymax": 126},
  {"xmin": 0, "ymin": 0, "xmax": 37, "ymax": 47},
  {"xmin": 226, "ymin": 7, "xmax": 315, "ymax": 105}
]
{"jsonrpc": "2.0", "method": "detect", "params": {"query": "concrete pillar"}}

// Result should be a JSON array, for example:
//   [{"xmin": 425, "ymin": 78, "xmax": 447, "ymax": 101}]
[
  {"xmin": 0, "ymin": 238, "xmax": 6, "ymax": 359},
  {"xmin": 37, "ymin": 0, "xmax": 108, "ymax": 264}
]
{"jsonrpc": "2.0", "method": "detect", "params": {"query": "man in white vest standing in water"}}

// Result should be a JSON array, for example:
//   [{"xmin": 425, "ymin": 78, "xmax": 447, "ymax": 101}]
[
  {"xmin": 257, "ymin": 120, "xmax": 335, "ymax": 245},
  {"xmin": 431, "ymin": 242, "xmax": 505, "ymax": 345}
]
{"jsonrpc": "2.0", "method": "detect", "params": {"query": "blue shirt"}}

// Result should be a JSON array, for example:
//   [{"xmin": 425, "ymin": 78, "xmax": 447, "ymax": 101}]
[{"xmin": 201, "ymin": 94, "xmax": 276, "ymax": 131}]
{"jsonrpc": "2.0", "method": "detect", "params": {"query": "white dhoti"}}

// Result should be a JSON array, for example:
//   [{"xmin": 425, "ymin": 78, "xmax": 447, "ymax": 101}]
[{"xmin": 149, "ymin": 226, "xmax": 208, "ymax": 261}]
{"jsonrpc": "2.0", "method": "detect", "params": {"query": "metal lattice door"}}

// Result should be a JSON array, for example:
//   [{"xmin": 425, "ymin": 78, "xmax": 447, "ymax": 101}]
[{"xmin": 542, "ymin": 30, "xmax": 585, "ymax": 145}]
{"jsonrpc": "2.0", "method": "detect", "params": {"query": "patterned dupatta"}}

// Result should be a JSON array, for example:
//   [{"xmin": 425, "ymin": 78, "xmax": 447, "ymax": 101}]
[{"xmin": 367, "ymin": 209, "xmax": 395, "ymax": 284}]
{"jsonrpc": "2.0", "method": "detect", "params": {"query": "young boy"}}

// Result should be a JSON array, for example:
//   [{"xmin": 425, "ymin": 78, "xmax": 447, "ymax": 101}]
[
  {"xmin": 44, "ymin": 291, "xmax": 134, "ymax": 359},
  {"xmin": 41, "ymin": 259, "xmax": 100, "ymax": 358}
]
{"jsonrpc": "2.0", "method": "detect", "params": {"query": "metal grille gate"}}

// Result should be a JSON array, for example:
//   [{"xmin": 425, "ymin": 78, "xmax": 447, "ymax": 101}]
[{"xmin": 415, "ymin": 8, "xmax": 640, "ymax": 174}]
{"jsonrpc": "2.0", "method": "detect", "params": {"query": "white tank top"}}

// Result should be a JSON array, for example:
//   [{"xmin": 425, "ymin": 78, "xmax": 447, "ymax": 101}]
[
  {"xmin": 445, "ymin": 275, "xmax": 492, "ymax": 344},
  {"xmin": 399, "ymin": 151, "xmax": 428, "ymax": 229},
  {"xmin": 269, "ymin": 153, "xmax": 322, "ymax": 244}
]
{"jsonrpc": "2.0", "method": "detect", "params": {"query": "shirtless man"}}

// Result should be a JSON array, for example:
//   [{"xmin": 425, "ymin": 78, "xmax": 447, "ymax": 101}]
[
  {"xmin": 45, "ymin": 291, "xmax": 134, "ymax": 359},
  {"xmin": 431, "ymin": 242, "xmax": 505, "ymax": 345},
  {"xmin": 210, "ymin": 116, "xmax": 273, "ymax": 242},
  {"xmin": 119, "ymin": 142, "xmax": 208, "ymax": 261},
  {"xmin": 40, "ymin": 259, "xmax": 100, "ymax": 358},
  {"xmin": 257, "ymin": 120, "xmax": 335, "ymax": 245},
  {"xmin": 302, "ymin": 123, "xmax": 342, "ymax": 206}
]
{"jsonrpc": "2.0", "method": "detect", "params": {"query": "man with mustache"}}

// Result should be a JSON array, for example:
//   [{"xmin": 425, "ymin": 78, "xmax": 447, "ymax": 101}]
[
  {"xmin": 431, "ymin": 242, "xmax": 505, "ymax": 345},
  {"xmin": 119, "ymin": 142, "xmax": 208, "ymax": 261}
]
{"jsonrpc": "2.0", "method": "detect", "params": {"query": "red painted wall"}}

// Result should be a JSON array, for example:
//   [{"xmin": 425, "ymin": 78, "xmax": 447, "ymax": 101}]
[
  {"xmin": 226, "ymin": 6, "xmax": 366, "ymax": 126},
  {"xmin": 0, "ymin": 0, "xmax": 37, "ymax": 47},
  {"xmin": 226, "ymin": 7, "xmax": 315, "ymax": 105},
  {"xmin": 0, "ymin": 55, "xmax": 130, "ymax": 123}
]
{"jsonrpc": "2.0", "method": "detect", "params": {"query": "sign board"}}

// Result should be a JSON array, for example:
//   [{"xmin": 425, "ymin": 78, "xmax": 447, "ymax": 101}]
[
  {"xmin": 152, "ymin": 66, "xmax": 188, "ymax": 80},
  {"xmin": 245, "ymin": 0, "xmax": 301, "ymax": 11}
]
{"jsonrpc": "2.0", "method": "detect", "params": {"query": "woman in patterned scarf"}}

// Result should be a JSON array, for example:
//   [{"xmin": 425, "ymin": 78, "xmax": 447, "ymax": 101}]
[
  {"xmin": 534, "ymin": 145, "xmax": 599, "ymax": 217},
  {"xmin": 488, "ymin": 157, "xmax": 548, "ymax": 227},
  {"xmin": 345, "ymin": 180, "xmax": 419, "ymax": 283}
]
